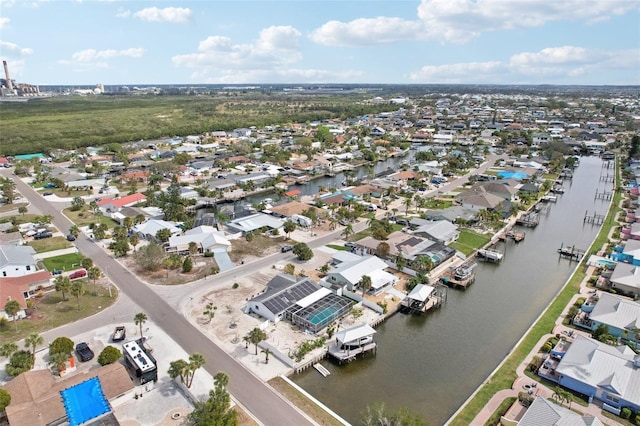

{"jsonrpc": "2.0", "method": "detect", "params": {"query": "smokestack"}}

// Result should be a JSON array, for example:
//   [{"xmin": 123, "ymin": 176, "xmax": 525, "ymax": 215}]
[{"xmin": 3, "ymin": 60, "xmax": 14, "ymax": 92}]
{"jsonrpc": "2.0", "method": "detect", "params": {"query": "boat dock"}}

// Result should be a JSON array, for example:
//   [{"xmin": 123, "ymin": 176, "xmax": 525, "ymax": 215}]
[
  {"xmin": 557, "ymin": 243, "xmax": 586, "ymax": 261},
  {"xmin": 516, "ymin": 212, "xmax": 539, "ymax": 228},
  {"xmin": 594, "ymin": 190, "xmax": 612, "ymax": 201},
  {"xmin": 498, "ymin": 229, "xmax": 525, "ymax": 242},
  {"xmin": 440, "ymin": 263, "xmax": 476, "ymax": 289},
  {"xmin": 399, "ymin": 283, "xmax": 447, "ymax": 314},
  {"xmin": 541, "ymin": 195, "xmax": 557, "ymax": 203},
  {"xmin": 477, "ymin": 248, "xmax": 504, "ymax": 263},
  {"xmin": 584, "ymin": 210, "xmax": 605, "ymax": 225},
  {"xmin": 326, "ymin": 323, "xmax": 378, "ymax": 364}
]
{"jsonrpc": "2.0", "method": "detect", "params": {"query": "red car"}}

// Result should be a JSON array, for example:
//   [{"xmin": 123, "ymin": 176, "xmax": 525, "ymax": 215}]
[{"xmin": 69, "ymin": 270, "xmax": 87, "ymax": 279}]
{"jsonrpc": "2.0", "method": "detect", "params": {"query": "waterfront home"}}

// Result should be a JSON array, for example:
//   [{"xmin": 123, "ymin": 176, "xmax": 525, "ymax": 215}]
[
  {"xmin": 457, "ymin": 189, "xmax": 505, "ymax": 212},
  {"xmin": 226, "ymin": 213, "xmax": 284, "ymax": 235},
  {"xmin": 607, "ymin": 262, "xmax": 640, "ymax": 297},
  {"xmin": 539, "ymin": 334, "xmax": 640, "ymax": 415},
  {"xmin": 423, "ymin": 206, "xmax": 477, "ymax": 223},
  {"xmin": 327, "ymin": 323, "xmax": 377, "ymax": 362},
  {"xmin": 246, "ymin": 274, "xmax": 353, "ymax": 334},
  {"xmin": 400, "ymin": 284, "xmax": 443, "ymax": 314},
  {"xmin": 326, "ymin": 255, "xmax": 397, "ymax": 295},
  {"xmin": 585, "ymin": 293, "xmax": 640, "ymax": 348},
  {"xmin": 516, "ymin": 397, "xmax": 603, "ymax": 426},
  {"xmin": 613, "ymin": 239, "xmax": 640, "ymax": 265},
  {"xmin": 410, "ymin": 219, "xmax": 459, "ymax": 244}
]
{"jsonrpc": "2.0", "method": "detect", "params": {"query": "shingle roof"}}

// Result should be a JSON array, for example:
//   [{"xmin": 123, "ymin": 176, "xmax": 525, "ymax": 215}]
[{"xmin": 0, "ymin": 245, "xmax": 36, "ymax": 268}]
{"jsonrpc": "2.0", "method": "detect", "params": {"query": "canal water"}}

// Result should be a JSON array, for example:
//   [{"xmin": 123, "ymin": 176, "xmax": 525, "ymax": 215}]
[{"xmin": 293, "ymin": 156, "xmax": 613, "ymax": 425}]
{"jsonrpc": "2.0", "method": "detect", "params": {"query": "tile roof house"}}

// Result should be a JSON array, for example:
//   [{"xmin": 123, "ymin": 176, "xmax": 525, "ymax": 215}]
[
  {"xmin": 97, "ymin": 193, "xmax": 147, "ymax": 214},
  {"xmin": 3, "ymin": 363, "xmax": 135, "ymax": 426}
]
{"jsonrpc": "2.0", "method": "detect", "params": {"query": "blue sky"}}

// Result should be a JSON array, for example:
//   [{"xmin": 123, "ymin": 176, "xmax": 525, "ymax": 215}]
[{"xmin": 1, "ymin": 0, "xmax": 639, "ymax": 86}]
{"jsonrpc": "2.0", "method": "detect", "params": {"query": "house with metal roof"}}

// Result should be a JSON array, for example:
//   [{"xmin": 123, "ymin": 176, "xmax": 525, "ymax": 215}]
[
  {"xmin": 411, "ymin": 219, "xmax": 459, "ymax": 244},
  {"xmin": 326, "ymin": 255, "xmax": 397, "ymax": 294},
  {"xmin": 587, "ymin": 293, "xmax": 640, "ymax": 348},
  {"xmin": 0, "ymin": 245, "xmax": 38, "ymax": 277},
  {"xmin": 517, "ymin": 397, "xmax": 603, "ymax": 426},
  {"xmin": 608, "ymin": 262, "xmax": 640, "ymax": 297},
  {"xmin": 226, "ymin": 213, "xmax": 284, "ymax": 235},
  {"xmin": 132, "ymin": 219, "xmax": 181, "ymax": 241},
  {"xmin": 166, "ymin": 226, "xmax": 233, "ymax": 271},
  {"xmin": 545, "ymin": 334, "xmax": 640, "ymax": 414}
]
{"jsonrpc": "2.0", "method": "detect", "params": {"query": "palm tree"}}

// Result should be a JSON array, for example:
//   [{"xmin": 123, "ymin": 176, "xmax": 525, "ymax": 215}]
[
  {"xmin": 329, "ymin": 217, "xmax": 338, "ymax": 231},
  {"xmin": 129, "ymin": 234, "xmax": 139, "ymax": 251},
  {"xmin": 248, "ymin": 327, "xmax": 267, "ymax": 355},
  {"xmin": 69, "ymin": 225, "xmax": 80, "ymax": 239},
  {"xmin": 18, "ymin": 206, "xmax": 28, "ymax": 216},
  {"xmin": 87, "ymin": 266, "xmax": 101, "ymax": 285},
  {"xmin": 403, "ymin": 196, "xmax": 413, "ymax": 215},
  {"xmin": 341, "ymin": 224, "xmax": 354, "ymax": 241},
  {"xmin": 283, "ymin": 220, "xmax": 296, "ymax": 239},
  {"xmin": 358, "ymin": 275, "xmax": 372, "ymax": 296},
  {"xmin": 134, "ymin": 312, "xmax": 148, "ymax": 337},
  {"xmin": 24, "ymin": 332, "xmax": 44, "ymax": 359},
  {"xmin": 186, "ymin": 353, "xmax": 206, "ymax": 388},
  {"xmin": 70, "ymin": 280, "xmax": 85, "ymax": 311},
  {"xmin": 261, "ymin": 347, "xmax": 273, "ymax": 364},
  {"xmin": 4, "ymin": 300, "xmax": 20, "ymax": 332},
  {"xmin": 54, "ymin": 275, "xmax": 71, "ymax": 301}
]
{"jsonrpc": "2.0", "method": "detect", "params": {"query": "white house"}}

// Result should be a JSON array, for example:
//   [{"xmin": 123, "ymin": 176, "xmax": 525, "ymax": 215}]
[
  {"xmin": 0, "ymin": 245, "xmax": 38, "ymax": 277},
  {"xmin": 326, "ymin": 255, "xmax": 398, "ymax": 294},
  {"xmin": 132, "ymin": 220, "xmax": 182, "ymax": 241}
]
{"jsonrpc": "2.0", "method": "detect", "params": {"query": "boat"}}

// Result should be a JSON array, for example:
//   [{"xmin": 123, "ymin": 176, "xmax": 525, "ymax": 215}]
[
  {"xmin": 477, "ymin": 249, "xmax": 504, "ymax": 262},
  {"xmin": 551, "ymin": 186, "xmax": 565, "ymax": 194},
  {"xmin": 111, "ymin": 325, "xmax": 126, "ymax": 342},
  {"xmin": 542, "ymin": 195, "xmax": 557, "ymax": 202},
  {"xmin": 454, "ymin": 265, "xmax": 474, "ymax": 280}
]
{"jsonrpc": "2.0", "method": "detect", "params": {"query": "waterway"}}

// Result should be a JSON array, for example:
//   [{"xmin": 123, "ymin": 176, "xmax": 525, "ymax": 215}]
[{"xmin": 293, "ymin": 155, "xmax": 613, "ymax": 425}]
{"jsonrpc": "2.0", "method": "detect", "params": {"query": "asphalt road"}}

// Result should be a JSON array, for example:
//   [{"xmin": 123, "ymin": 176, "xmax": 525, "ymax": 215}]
[{"xmin": 2, "ymin": 170, "xmax": 315, "ymax": 426}]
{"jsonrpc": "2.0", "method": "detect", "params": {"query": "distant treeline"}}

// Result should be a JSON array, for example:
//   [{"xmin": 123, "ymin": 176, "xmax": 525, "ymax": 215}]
[{"xmin": 0, "ymin": 93, "xmax": 399, "ymax": 156}]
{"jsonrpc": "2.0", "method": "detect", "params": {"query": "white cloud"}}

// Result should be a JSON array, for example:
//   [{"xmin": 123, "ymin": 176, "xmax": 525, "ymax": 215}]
[
  {"xmin": 0, "ymin": 40, "xmax": 33, "ymax": 56},
  {"xmin": 409, "ymin": 46, "xmax": 640, "ymax": 84},
  {"xmin": 416, "ymin": 0, "xmax": 639, "ymax": 43},
  {"xmin": 133, "ymin": 7, "xmax": 191, "ymax": 23},
  {"xmin": 310, "ymin": 17, "xmax": 424, "ymax": 46},
  {"xmin": 173, "ymin": 26, "xmax": 302, "ymax": 70},
  {"xmin": 70, "ymin": 47, "xmax": 144, "ymax": 62},
  {"xmin": 0, "ymin": 0, "xmax": 16, "ymax": 8},
  {"xmin": 0, "ymin": 17, "xmax": 9, "ymax": 29},
  {"xmin": 116, "ymin": 8, "xmax": 131, "ymax": 18}
]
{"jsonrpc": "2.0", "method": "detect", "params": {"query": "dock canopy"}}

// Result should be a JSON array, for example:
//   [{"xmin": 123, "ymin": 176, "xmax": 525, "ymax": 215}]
[
  {"xmin": 405, "ymin": 284, "xmax": 435, "ymax": 303},
  {"xmin": 335, "ymin": 323, "xmax": 376, "ymax": 345}
]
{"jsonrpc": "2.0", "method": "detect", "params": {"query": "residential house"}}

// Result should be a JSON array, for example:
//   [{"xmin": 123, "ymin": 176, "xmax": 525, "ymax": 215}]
[
  {"xmin": 612, "ymin": 239, "xmax": 640, "ymax": 265},
  {"xmin": 608, "ymin": 262, "xmax": 640, "ymax": 297},
  {"xmin": 542, "ymin": 335, "xmax": 640, "ymax": 414},
  {"xmin": 423, "ymin": 206, "xmax": 477, "ymax": 223},
  {"xmin": 0, "ymin": 231, "xmax": 24, "ymax": 246},
  {"xmin": 586, "ymin": 293, "xmax": 640, "ymax": 347},
  {"xmin": 166, "ymin": 226, "xmax": 233, "ymax": 271},
  {"xmin": 226, "ymin": 213, "xmax": 284, "ymax": 235},
  {"xmin": 132, "ymin": 219, "xmax": 181, "ymax": 241},
  {"xmin": 326, "ymin": 255, "xmax": 398, "ymax": 294},
  {"xmin": 457, "ymin": 188, "xmax": 505, "ymax": 212},
  {"xmin": 246, "ymin": 275, "xmax": 320, "ymax": 322},
  {"xmin": 517, "ymin": 397, "xmax": 603, "ymax": 426},
  {"xmin": 97, "ymin": 193, "xmax": 147, "ymax": 214},
  {"xmin": 410, "ymin": 219, "xmax": 459, "ymax": 244},
  {"xmin": 0, "ymin": 245, "xmax": 38, "ymax": 277},
  {"xmin": 0, "ymin": 270, "xmax": 51, "ymax": 320}
]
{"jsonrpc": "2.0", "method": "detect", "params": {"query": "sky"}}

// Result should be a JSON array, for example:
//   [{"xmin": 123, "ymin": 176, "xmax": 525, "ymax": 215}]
[{"xmin": 0, "ymin": 0, "xmax": 639, "ymax": 86}]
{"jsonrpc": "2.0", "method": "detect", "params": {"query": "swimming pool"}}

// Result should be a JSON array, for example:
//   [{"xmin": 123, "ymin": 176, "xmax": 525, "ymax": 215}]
[
  {"xmin": 307, "ymin": 306, "xmax": 338, "ymax": 325},
  {"xmin": 498, "ymin": 171, "xmax": 529, "ymax": 180}
]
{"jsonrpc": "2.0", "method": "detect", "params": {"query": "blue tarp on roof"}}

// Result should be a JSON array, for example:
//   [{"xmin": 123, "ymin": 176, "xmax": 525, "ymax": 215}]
[{"xmin": 60, "ymin": 377, "xmax": 111, "ymax": 426}]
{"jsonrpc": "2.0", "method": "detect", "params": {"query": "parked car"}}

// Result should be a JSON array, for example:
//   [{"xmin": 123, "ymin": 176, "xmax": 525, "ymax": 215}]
[
  {"xmin": 66, "ymin": 234, "xmax": 76, "ymax": 241},
  {"xmin": 339, "ymin": 219, "xmax": 349, "ymax": 226},
  {"xmin": 111, "ymin": 325, "xmax": 126, "ymax": 342},
  {"xmin": 42, "ymin": 192, "xmax": 53, "ymax": 196},
  {"xmin": 344, "ymin": 242, "xmax": 356, "ymax": 248},
  {"xmin": 34, "ymin": 231, "xmax": 53, "ymax": 240},
  {"xmin": 43, "ymin": 183, "xmax": 56, "ymax": 188},
  {"xmin": 69, "ymin": 269, "xmax": 87, "ymax": 279},
  {"xmin": 281, "ymin": 245, "xmax": 293, "ymax": 253},
  {"xmin": 75, "ymin": 342, "xmax": 94, "ymax": 362}
]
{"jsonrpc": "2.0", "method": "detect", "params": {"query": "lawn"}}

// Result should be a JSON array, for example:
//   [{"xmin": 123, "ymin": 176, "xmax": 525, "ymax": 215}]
[
  {"xmin": 0, "ymin": 213, "xmax": 41, "ymax": 226},
  {"xmin": 0, "ymin": 282, "xmax": 118, "ymax": 344},
  {"xmin": 326, "ymin": 244, "xmax": 349, "ymax": 251},
  {"xmin": 268, "ymin": 377, "xmax": 345, "ymax": 426},
  {"xmin": 41, "ymin": 252, "xmax": 86, "ymax": 273},
  {"xmin": 63, "ymin": 207, "xmax": 118, "ymax": 228},
  {"xmin": 27, "ymin": 236, "xmax": 73, "ymax": 253},
  {"xmin": 449, "ymin": 229, "xmax": 491, "ymax": 256},
  {"xmin": 0, "ymin": 202, "xmax": 28, "ymax": 214},
  {"xmin": 423, "ymin": 199, "xmax": 454, "ymax": 209}
]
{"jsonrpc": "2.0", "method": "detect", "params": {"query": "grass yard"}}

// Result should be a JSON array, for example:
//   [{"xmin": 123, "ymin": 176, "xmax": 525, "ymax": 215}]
[
  {"xmin": 27, "ymin": 236, "xmax": 73, "ymax": 253},
  {"xmin": 0, "ymin": 202, "xmax": 28, "ymax": 214},
  {"xmin": 41, "ymin": 252, "xmax": 85, "ymax": 272},
  {"xmin": 0, "ymin": 213, "xmax": 41, "ymax": 225},
  {"xmin": 423, "ymin": 199, "xmax": 454, "ymax": 209},
  {"xmin": 449, "ymin": 229, "xmax": 491, "ymax": 256},
  {"xmin": 64, "ymin": 207, "xmax": 118, "ymax": 228},
  {"xmin": 268, "ymin": 377, "xmax": 345, "ymax": 426},
  {"xmin": 326, "ymin": 244, "xmax": 349, "ymax": 251},
  {"xmin": 0, "ymin": 282, "xmax": 118, "ymax": 344}
]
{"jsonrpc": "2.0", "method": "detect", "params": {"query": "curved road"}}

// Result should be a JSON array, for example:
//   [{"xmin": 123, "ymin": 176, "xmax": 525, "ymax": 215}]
[{"xmin": 2, "ymin": 170, "xmax": 315, "ymax": 426}]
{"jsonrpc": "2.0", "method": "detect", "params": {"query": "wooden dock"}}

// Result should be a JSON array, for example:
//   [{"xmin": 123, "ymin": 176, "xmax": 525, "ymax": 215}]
[
  {"xmin": 557, "ymin": 243, "xmax": 586, "ymax": 261},
  {"xmin": 599, "ymin": 174, "xmax": 615, "ymax": 183},
  {"xmin": 584, "ymin": 210, "xmax": 605, "ymax": 225},
  {"xmin": 326, "ymin": 342, "xmax": 377, "ymax": 364},
  {"xmin": 440, "ymin": 264, "xmax": 476, "ymax": 289},
  {"xmin": 499, "ymin": 230, "xmax": 525, "ymax": 243},
  {"xmin": 594, "ymin": 190, "xmax": 612, "ymax": 201},
  {"xmin": 516, "ymin": 212, "xmax": 539, "ymax": 228}
]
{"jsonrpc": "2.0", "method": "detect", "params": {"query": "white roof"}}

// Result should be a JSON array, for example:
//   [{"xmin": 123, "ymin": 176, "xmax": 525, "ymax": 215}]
[
  {"xmin": 622, "ymin": 239, "xmax": 640, "ymax": 259},
  {"xmin": 335, "ymin": 323, "xmax": 376, "ymax": 344},
  {"xmin": 228, "ymin": 213, "xmax": 284, "ymax": 233},
  {"xmin": 556, "ymin": 335, "xmax": 640, "ymax": 406},
  {"xmin": 405, "ymin": 284, "xmax": 435, "ymax": 302},
  {"xmin": 610, "ymin": 262, "xmax": 640, "ymax": 290},
  {"xmin": 368, "ymin": 268, "xmax": 398, "ymax": 289},
  {"xmin": 295, "ymin": 287, "xmax": 331, "ymax": 309},
  {"xmin": 519, "ymin": 397, "xmax": 603, "ymax": 426},
  {"xmin": 589, "ymin": 293, "xmax": 640, "ymax": 331},
  {"xmin": 133, "ymin": 219, "xmax": 181, "ymax": 236},
  {"xmin": 329, "ymin": 255, "xmax": 391, "ymax": 286},
  {"xmin": 0, "ymin": 245, "xmax": 36, "ymax": 267}
]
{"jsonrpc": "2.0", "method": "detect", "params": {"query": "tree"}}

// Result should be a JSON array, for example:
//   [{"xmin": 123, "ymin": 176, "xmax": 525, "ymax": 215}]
[
  {"xmin": 4, "ymin": 300, "xmax": 20, "ymax": 332},
  {"xmin": 48, "ymin": 351, "xmax": 70, "ymax": 374},
  {"xmin": 69, "ymin": 224, "xmax": 80, "ymax": 238},
  {"xmin": 203, "ymin": 303, "xmax": 217, "ymax": 323},
  {"xmin": 341, "ymin": 223, "xmax": 354, "ymax": 241},
  {"xmin": 49, "ymin": 337, "xmax": 74, "ymax": 357},
  {"xmin": 81, "ymin": 257, "xmax": 93, "ymax": 270},
  {"xmin": 98, "ymin": 345, "xmax": 122, "ymax": 366},
  {"xmin": 54, "ymin": 275, "xmax": 71, "ymax": 301},
  {"xmin": 319, "ymin": 263, "xmax": 330, "ymax": 276},
  {"xmin": 18, "ymin": 205, "xmax": 27, "ymax": 216},
  {"xmin": 129, "ymin": 233, "xmax": 140, "ymax": 251},
  {"xmin": 188, "ymin": 241, "xmax": 199, "ymax": 257},
  {"xmin": 187, "ymin": 372, "xmax": 237, "ymax": 426},
  {"xmin": 283, "ymin": 263, "xmax": 296, "ymax": 275},
  {"xmin": 109, "ymin": 237, "xmax": 130, "ymax": 257},
  {"xmin": 358, "ymin": 275, "xmax": 373, "ymax": 296},
  {"xmin": 186, "ymin": 353, "xmax": 206, "ymax": 388},
  {"xmin": 123, "ymin": 216, "xmax": 134, "ymax": 233},
  {"xmin": 70, "ymin": 280, "xmax": 85, "ymax": 311},
  {"xmin": 247, "ymin": 327, "xmax": 267, "ymax": 355},
  {"xmin": 0, "ymin": 178, "xmax": 16, "ymax": 204},
  {"xmin": 376, "ymin": 241, "xmax": 390, "ymax": 258},
  {"xmin": 88, "ymin": 266, "xmax": 101, "ymax": 285},
  {"xmin": 134, "ymin": 241, "xmax": 166, "ymax": 272},
  {"xmin": 156, "ymin": 228, "xmax": 172, "ymax": 243},
  {"xmin": 283, "ymin": 220, "xmax": 296, "ymax": 238},
  {"xmin": 261, "ymin": 347, "xmax": 272, "ymax": 364},
  {"xmin": 168, "ymin": 359, "xmax": 190, "ymax": 386},
  {"xmin": 292, "ymin": 242, "xmax": 313, "ymax": 261},
  {"xmin": 403, "ymin": 196, "xmax": 413, "ymax": 215},
  {"xmin": 6, "ymin": 350, "xmax": 34, "ymax": 376},
  {"xmin": 92, "ymin": 223, "xmax": 108, "ymax": 240},
  {"xmin": 182, "ymin": 256, "xmax": 193, "ymax": 273},
  {"xmin": 0, "ymin": 343, "xmax": 18, "ymax": 358},
  {"xmin": 134, "ymin": 312, "xmax": 148, "ymax": 337},
  {"xmin": 70, "ymin": 196, "xmax": 85, "ymax": 211},
  {"xmin": 0, "ymin": 388, "xmax": 11, "ymax": 412},
  {"xmin": 24, "ymin": 332, "xmax": 43, "ymax": 357}
]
